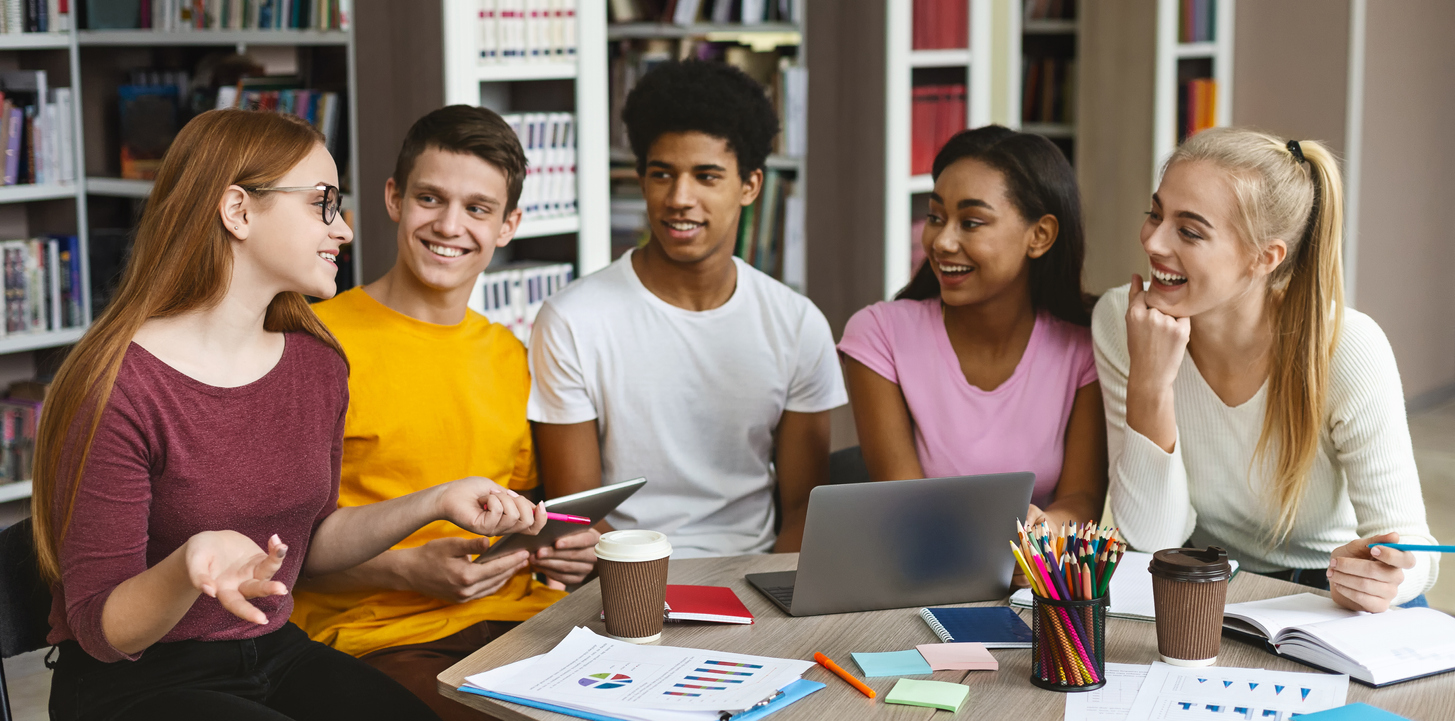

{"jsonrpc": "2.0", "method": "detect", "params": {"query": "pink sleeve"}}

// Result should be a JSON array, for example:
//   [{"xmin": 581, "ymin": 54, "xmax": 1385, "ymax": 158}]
[
  {"xmin": 55, "ymin": 387, "xmax": 152, "ymax": 662},
  {"xmin": 837, "ymin": 304, "xmax": 899, "ymax": 385}
]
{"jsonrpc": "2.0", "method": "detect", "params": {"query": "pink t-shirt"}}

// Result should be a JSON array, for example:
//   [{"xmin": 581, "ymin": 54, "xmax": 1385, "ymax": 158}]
[{"xmin": 838, "ymin": 299, "xmax": 1097, "ymax": 507}]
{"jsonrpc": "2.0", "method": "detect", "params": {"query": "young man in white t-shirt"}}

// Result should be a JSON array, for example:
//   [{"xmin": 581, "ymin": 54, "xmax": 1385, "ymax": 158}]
[{"xmin": 528, "ymin": 60, "xmax": 847, "ymax": 558}]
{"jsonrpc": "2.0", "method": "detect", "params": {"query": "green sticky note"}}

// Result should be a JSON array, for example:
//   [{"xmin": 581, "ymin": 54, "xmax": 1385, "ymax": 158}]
[{"xmin": 884, "ymin": 678, "xmax": 969, "ymax": 713}]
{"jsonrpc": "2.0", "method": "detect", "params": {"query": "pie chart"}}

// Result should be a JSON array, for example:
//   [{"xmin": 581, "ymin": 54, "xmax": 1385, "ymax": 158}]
[{"xmin": 578, "ymin": 672, "xmax": 633, "ymax": 690}]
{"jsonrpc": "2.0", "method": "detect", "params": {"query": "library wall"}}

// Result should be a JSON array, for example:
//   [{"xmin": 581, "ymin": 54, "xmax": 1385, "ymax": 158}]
[
  {"xmin": 354, "ymin": 0, "xmax": 447, "ymax": 284},
  {"xmin": 1231, "ymin": 0, "xmax": 1349, "ymax": 157},
  {"xmin": 1354, "ymin": 0, "xmax": 1455, "ymax": 403},
  {"xmin": 1074, "ymin": 0, "xmax": 1157, "ymax": 294}
]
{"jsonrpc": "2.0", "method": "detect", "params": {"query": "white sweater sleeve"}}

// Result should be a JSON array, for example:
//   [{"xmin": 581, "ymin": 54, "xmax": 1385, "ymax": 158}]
[
  {"xmin": 1328, "ymin": 313, "xmax": 1439, "ymax": 605},
  {"xmin": 1093, "ymin": 286, "xmax": 1197, "ymax": 553}
]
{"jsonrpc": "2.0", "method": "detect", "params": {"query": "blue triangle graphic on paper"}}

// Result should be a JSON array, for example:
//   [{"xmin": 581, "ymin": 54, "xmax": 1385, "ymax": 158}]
[
  {"xmin": 1275, "ymin": 685, "xmax": 1285, "ymax": 695},
  {"xmin": 1301, "ymin": 688, "xmax": 1312, "ymax": 701},
  {"xmin": 1199, "ymin": 678, "xmax": 1209, "ymax": 683},
  {"xmin": 1249, "ymin": 683, "xmax": 1258, "ymax": 691},
  {"xmin": 1224, "ymin": 681, "xmax": 1234, "ymax": 688}
]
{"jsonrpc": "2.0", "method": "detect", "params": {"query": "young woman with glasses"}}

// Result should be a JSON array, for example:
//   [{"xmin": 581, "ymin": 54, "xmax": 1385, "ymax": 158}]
[{"xmin": 33, "ymin": 109, "xmax": 547, "ymax": 721}]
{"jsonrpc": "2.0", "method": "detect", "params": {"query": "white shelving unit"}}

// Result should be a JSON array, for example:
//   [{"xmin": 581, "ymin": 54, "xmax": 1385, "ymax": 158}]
[
  {"xmin": 0, "ymin": 480, "xmax": 33, "ymax": 504},
  {"xmin": 442, "ymin": 0, "xmax": 611, "ymax": 277},
  {"xmin": 1153, "ymin": 0, "xmax": 1235, "ymax": 185},
  {"xmin": 882, "ymin": 0, "xmax": 991, "ymax": 299}
]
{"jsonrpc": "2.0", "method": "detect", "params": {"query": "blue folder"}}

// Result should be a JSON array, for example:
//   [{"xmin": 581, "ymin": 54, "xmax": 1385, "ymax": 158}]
[{"xmin": 457, "ymin": 678, "xmax": 826, "ymax": 721}]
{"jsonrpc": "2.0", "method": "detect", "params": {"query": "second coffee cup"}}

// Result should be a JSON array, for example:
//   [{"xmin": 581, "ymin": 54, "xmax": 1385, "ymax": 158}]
[
  {"xmin": 1149, "ymin": 546, "xmax": 1233, "ymax": 667},
  {"xmin": 595, "ymin": 530, "xmax": 673, "ymax": 643}
]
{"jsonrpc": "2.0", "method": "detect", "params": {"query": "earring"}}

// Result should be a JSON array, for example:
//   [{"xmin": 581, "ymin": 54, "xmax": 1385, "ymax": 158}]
[{"xmin": 234, "ymin": 225, "xmax": 239, "ymax": 229}]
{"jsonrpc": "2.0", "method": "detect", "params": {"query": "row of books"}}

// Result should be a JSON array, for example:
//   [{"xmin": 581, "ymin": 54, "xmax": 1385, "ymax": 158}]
[
  {"xmin": 734, "ymin": 168, "xmax": 802, "ymax": 288},
  {"xmin": 609, "ymin": 40, "xmax": 806, "ymax": 161},
  {"xmin": 1177, "ymin": 77, "xmax": 1217, "ymax": 142},
  {"xmin": 478, "ymin": 0, "xmax": 577, "ymax": 64},
  {"xmin": 1024, "ymin": 0, "xmax": 1076, "ymax": 21},
  {"xmin": 3, "ymin": 236, "xmax": 84, "ymax": 337},
  {"xmin": 910, "ymin": 84, "xmax": 966, "ymax": 176},
  {"xmin": 88, "ymin": 0, "xmax": 350, "ymax": 31},
  {"xmin": 912, "ymin": 0, "xmax": 967, "ymax": 51},
  {"xmin": 1179, "ymin": 0, "xmax": 1217, "ymax": 43},
  {"xmin": 1022, "ymin": 55, "xmax": 1075, "ymax": 126},
  {"xmin": 215, "ymin": 85, "xmax": 344, "ymax": 156},
  {"xmin": 503, "ymin": 112, "xmax": 577, "ymax": 224},
  {"xmin": 2, "ymin": 0, "xmax": 68, "ymax": 33},
  {"xmin": 608, "ymin": 0, "xmax": 799, "ymax": 25},
  {"xmin": 0, "ymin": 395, "xmax": 39, "ymax": 484},
  {"xmin": 469, "ymin": 262, "xmax": 575, "ymax": 343},
  {"xmin": 0, "ymin": 70, "xmax": 75, "ymax": 187}
]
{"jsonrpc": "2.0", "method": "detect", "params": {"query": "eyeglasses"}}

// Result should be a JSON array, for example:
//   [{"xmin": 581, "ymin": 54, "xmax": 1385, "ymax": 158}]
[{"xmin": 246, "ymin": 183, "xmax": 342, "ymax": 225}]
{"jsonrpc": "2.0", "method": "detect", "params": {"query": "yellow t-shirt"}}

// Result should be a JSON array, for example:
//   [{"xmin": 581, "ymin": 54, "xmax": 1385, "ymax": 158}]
[{"xmin": 290, "ymin": 288, "xmax": 566, "ymax": 657}]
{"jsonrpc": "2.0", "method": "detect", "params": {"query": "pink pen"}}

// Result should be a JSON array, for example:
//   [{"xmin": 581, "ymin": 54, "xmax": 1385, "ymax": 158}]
[{"xmin": 546, "ymin": 512, "xmax": 592, "ymax": 525}]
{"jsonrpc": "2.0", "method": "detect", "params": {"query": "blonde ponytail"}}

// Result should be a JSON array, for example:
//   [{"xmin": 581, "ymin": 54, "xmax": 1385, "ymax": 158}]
[{"xmin": 1165, "ymin": 128, "xmax": 1345, "ymax": 542}]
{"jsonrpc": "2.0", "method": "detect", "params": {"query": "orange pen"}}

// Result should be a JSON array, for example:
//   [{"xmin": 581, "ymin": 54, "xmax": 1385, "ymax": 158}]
[{"xmin": 813, "ymin": 652, "xmax": 875, "ymax": 699}]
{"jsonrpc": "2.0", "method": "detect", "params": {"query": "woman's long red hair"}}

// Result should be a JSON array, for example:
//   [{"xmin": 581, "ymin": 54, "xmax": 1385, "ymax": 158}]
[{"xmin": 32, "ymin": 109, "xmax": 346, "ymax": 582}]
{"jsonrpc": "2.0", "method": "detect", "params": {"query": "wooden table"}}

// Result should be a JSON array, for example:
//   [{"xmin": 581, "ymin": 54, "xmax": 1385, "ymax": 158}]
[{"xmin": 439, "ymin": 553, "xmax": 1454, "ymax": 720}]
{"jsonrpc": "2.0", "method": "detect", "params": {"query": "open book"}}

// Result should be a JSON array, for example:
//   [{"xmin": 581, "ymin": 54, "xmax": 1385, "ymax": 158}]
[{"xmin": 1223, "ymin": 593, "xmax": 1455, "ymax": 687}]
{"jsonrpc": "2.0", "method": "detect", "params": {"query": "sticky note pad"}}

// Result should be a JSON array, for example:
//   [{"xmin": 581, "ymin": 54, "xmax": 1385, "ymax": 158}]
[
  {"xmin": 884, "ymin": 678, "xmax": 969, "ymax": 713},
  {"xmin": 916, "ymin": 642, "xmax": 998, "ymax": 671},
  {"xmin": 850, "ymin": 650, "xmax": 933, "ymax": 677},
  {"xmin": 1295, "ymin": 703, "xmax": 1412, "ymax": 721}
]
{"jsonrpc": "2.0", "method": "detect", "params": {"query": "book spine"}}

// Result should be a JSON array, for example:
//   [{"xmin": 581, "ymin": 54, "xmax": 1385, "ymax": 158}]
[{"xmin": 4, "ymin": 106, "xmax": 20, "ymax": 184}]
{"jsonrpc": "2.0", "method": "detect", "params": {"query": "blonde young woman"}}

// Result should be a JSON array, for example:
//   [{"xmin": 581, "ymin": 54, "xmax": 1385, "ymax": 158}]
[
  {"xmin": 1094, "ymin": 128, "xmax": 1437, "ymax": 613},
  {"xmin": 34, "ymin": 110, "xmax": 547, "ymax": 721}
]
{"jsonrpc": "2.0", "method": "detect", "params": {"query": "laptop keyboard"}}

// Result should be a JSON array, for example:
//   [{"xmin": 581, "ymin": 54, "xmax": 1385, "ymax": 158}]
[{"xmin": 764, "ymin": 584, "xmax": 794, "ymax": 608}]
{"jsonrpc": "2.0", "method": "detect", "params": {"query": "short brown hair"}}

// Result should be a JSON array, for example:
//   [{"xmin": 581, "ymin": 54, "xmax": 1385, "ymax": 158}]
[{"xmin": 391, "ymin": 105, "xmax": 527, "ymax": 213}]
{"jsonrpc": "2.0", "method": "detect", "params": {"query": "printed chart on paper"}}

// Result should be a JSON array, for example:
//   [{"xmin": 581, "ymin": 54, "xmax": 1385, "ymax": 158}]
[{"xmin": 1122, "ymin": 663, "xmax": 1348, "ymax": 721}]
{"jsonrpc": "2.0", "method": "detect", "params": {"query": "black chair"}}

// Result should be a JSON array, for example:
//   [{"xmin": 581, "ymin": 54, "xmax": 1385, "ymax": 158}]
[
  {"xmin": 0, "ymin": 518, "xmax": 53, "ymax": 721},
  {"xmin": 828, "ymin": 445, "xmax": 871, "ymax": 485}
]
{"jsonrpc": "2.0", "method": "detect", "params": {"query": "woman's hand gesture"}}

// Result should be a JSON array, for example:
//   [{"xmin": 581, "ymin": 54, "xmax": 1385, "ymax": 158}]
[
  {"xmin": 183, "ymin": 531, "xmax": 289, "ymax": 625},
  {"xmin": 1329, "ymin": 532, "xmax": 1417, "ymax": 613},
  {"xmin": 1125, "ymin": 274, "xmax": 1191, "ymax": 393},
  {"xmin": 436, "ymin": 476, "xmax": 548, "ymax": 538}
]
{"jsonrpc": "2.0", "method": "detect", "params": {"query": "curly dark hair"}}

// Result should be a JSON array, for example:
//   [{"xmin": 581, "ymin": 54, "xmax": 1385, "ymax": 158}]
[
  {"xmin": 897, "ymin": 125, "xmax": 1094, "ymax": 326},
  {"xmin": 622, "ymin": 60, "xmax": 779, "ymax": 181}
]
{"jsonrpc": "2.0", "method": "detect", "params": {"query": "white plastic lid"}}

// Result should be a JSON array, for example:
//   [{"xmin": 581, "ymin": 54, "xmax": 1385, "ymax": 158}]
[{"xmin": 595, "ymin": 530, "xmax": 672, "ymax": 562}]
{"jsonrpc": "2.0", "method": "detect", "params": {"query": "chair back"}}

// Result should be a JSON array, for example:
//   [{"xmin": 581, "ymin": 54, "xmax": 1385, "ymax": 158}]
[
  {"xmin": 0, "ymin": 518, "xmax": 52, "ymax": 659},
  {"xmin": 828, "ymin": 446, "xmax": 872, "ymax": 485}
]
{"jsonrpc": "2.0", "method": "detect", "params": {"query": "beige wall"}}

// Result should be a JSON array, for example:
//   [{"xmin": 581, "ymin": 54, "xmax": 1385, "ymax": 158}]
[
  {"xmin": 1354, "ymin": 0, "xmax": 1455, "ymax": 401},
  {"xmin": 1232, "ymin": 0, "xmax": 1350, "ymax": 156}
]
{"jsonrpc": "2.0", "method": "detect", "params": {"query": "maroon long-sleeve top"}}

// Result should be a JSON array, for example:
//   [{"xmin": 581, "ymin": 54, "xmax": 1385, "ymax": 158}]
[{"xmin": 47, "ymin": 333, "xmax": 348, "ymax": 662}]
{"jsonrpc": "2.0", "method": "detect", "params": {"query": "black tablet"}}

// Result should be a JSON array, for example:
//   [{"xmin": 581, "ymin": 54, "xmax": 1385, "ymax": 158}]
[{"xmin": 474, "ymin": 477, "xmax": 648, "ymax": 561}]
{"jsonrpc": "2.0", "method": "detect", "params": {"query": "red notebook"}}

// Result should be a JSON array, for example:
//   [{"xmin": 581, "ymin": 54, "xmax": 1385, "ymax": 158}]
[{"xmin": 665, "ymin": 585, "xmax": 755, "ymax": 624}]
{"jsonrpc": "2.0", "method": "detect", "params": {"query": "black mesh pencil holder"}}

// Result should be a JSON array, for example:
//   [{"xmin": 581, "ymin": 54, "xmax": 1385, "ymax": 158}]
[{"xmin": 1030, "ymin": 594, "xmax": 1109, "ymax": 692}]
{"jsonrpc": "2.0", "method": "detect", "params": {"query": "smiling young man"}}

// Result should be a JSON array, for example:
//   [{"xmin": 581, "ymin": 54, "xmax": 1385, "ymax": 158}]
[
  {"xmin": 289, "ymin": 106, "xmax": 599, "ymax": 721},
  {"xmin": 528, "ymin": 61, "xmax": 846, "ymax": 558}
]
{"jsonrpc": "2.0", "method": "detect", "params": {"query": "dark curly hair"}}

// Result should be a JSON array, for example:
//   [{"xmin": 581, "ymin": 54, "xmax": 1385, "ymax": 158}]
[
  {"xmin": 622, "ymin": 60, "xmax": 779, "ymax": 181},
  {"xmin": 897, "ymin": 125, "xmax": 1094, "ymax": 326}
]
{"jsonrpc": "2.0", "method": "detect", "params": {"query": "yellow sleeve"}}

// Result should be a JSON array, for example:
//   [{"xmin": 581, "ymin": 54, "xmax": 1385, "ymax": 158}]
[{"xmin": 510, "ymin": 427, "xmax": 537, "ymax": 492}]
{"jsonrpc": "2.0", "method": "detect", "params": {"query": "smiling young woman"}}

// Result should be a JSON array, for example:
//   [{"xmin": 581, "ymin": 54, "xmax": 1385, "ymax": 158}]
[
  {"xmin": 1094, "ymin": 127, "xmax": 1438, "ymax": 613},
  {"xmin": 839, "ymin": 126, "xmax": 1107, "ymax": 554},
  {"xmin": 31, "ymin": 109, "xmax": 548, "ymax": 721}
]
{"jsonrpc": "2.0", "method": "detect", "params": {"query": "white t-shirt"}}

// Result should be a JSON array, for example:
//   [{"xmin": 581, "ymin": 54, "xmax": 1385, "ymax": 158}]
[{"xmin": 527, "ymin": 249, "xmax": 848, "ymax": 558}]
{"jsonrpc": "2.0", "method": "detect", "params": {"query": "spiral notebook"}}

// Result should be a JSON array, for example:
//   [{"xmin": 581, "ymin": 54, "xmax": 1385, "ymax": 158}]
[{"xmin": 918, "ymin": 607, "xmax": 1032, "ymax": 648}]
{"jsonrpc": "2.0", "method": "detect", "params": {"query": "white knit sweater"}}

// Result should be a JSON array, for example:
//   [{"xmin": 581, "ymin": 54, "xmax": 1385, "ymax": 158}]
[{"xmin": 1093, "ymin": 285, "xmax": 1437, "ymax": 605}]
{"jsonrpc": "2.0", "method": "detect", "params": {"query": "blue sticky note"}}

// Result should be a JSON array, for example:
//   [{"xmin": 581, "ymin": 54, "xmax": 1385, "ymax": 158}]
[
  {"xmin": 851, "ymin": 650, "xmax": 934, "ymax": 677},
  {"xmin": 1294, "ymin": 703, "xmax": 1412, "ymax": 720}
]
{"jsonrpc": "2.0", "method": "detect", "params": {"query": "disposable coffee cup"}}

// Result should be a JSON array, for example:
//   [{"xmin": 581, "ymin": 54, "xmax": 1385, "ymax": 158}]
[
  {"xmin": 595, "ymin": 530, "xmax": 672, "ymax": 643},
  {"xmin": 1149, "ymin": 546, "xmax": 1233, "ymax": 667}
]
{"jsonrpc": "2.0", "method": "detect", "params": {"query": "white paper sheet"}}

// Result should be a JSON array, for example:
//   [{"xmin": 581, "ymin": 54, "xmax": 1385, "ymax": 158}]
[
  {"xmin": 473, "ymin": 627, "xmax": 814, "ymax": 713},
  {"xmin": 465, "ymin": 657, "xmax": 715, "ymax": 721},
  {"xmin": 1065, "ymin": 663, "xmax": 1151, "ymax": 721},
  {"xmin": 1122, "ymin": 662, "xmax": 1347, "ymax": 720}
]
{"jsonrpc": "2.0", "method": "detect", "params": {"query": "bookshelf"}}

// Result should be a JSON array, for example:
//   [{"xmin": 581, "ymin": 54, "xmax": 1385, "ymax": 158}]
[
  {"xmin": 604, "ymin": 9, "xmax": 810, "ymax": 291},
  {"xmin": 1076, "ymin": 0, "xmax": 1235, "ymax": 293},
  {"xmin": 440, "ymin": 0, "xmax": 611, "ymax": 278},
  {"xmin": 1009, "ymin": 1, "xmax": 1081, "ymax": 161}
]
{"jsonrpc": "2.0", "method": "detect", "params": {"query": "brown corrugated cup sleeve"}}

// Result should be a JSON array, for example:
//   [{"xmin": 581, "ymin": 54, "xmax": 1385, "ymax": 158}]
[{"xmin": 598, "ymin": 557, "xmax": 671, "ymax": 641}]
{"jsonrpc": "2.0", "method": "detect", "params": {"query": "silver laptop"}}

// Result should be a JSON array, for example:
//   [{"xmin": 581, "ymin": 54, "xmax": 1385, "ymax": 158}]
[{"xmin": 746, "ymin": 473, "xmax": 1035, "ymax": 616}]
